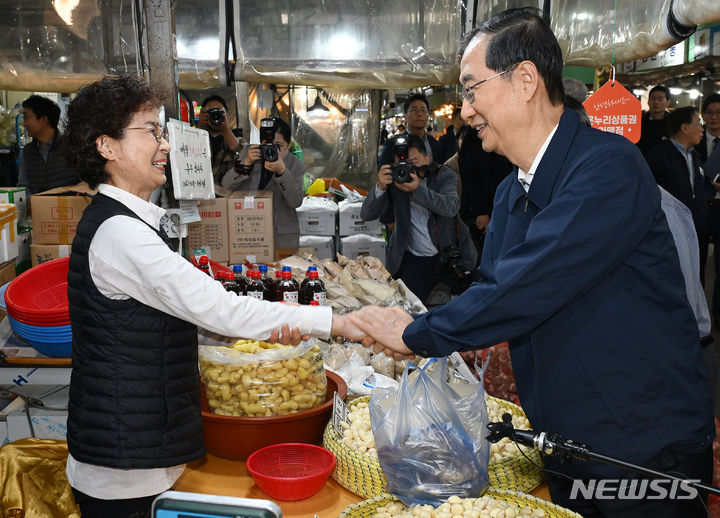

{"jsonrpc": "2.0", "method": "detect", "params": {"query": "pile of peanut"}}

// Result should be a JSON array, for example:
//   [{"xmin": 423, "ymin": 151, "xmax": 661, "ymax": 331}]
[
  {"xmin": 200, "ymin": 340, "xmax": 326, "ymax": 417},
  {"xmin": 372, "ymin": 495, "xmax": 547, "ymax": 518}
]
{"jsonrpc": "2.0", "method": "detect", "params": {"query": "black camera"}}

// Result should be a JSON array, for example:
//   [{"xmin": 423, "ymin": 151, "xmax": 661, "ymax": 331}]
[
  {"xmin": 391, "ymin": 135, "xmax": 413, "ymax": 184},
  {"xmin": 439, "ymin": 246, "xmax": 473, "ymax": 289},
  {"xmin": 207, "ymin": 107, "xmax": 225, "ymax": 126},
  {"xmin": 259, "ymin": 118, "xmax": 278, "ymax": 162}
]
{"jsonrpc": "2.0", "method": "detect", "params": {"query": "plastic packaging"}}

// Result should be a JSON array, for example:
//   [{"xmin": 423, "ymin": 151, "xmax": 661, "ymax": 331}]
[
  {"xmin": 199, "ymin": 339, "xmax": 327, "ymax": 417},
  {"xmin": 369, "ymin": 358, "xmax": 490, "ymax": 506}
]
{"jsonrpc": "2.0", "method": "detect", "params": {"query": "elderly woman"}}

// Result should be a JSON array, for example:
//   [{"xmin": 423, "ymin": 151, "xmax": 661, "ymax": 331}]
[{"xmin": 62, "ymin": 75, "xmax": 360, "ymax": 518}]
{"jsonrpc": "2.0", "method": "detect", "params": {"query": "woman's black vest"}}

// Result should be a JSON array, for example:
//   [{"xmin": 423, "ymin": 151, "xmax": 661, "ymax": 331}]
[{"xmin": 67, "ymin": 193, "xmax": 205, "ymax": 468}]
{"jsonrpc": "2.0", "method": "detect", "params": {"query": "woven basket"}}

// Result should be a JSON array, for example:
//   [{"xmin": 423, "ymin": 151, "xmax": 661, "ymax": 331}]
[
  {"xmin": 338, "ymin": 488, "xmax": 582, "ymax": 518},
  {"xmin": 323, "ymin": 395, "xmax": 544, "ymax": 499},
  {"xmin": 486, "ymin": 396, "xmax": 544, "ymax": 493}
]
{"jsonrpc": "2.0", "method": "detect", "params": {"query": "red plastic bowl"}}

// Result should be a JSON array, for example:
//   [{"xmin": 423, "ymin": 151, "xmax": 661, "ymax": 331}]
[
  {"xmin": 201, "ymin": 370, "xmax": 347, "ymax": 460},
  {"xmin": 246, "ymin": 443, "xmax": 336, "ymax": 501},
  {"xmin": 4, "ymin": 257, "xmax": 70, "ymax": 325}
]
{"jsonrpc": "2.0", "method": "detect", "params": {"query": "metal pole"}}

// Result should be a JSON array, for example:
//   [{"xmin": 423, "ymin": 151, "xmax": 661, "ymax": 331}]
[
  {"xmin": 235, "ymin": 82, "xmax": 250, "ymax": 136},
  {"xmin": 144, "ymin": 0, "xmax": 179, "ymax": 121}
]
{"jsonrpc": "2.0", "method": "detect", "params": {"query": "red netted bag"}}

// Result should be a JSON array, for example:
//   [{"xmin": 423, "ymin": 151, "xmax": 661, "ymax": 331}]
[{"xmin": 474, "ymin": 342, "xmax": 519, "ymax": 405}]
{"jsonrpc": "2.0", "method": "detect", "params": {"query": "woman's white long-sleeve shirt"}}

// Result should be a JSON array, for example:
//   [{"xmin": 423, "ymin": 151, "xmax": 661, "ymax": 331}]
[{"xmin": 66, "ymin": 183, "xmax": 332, "ymax": 499}]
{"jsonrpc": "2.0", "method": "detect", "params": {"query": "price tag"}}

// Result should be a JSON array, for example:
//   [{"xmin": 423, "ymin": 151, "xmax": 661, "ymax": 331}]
[
  {"xmin": 332, "ymin": 391, "xmax": 350, "ymax": 438},
  {"xmin": 583, "ymin": 79, "xmax": 642, "ymax": 143}
]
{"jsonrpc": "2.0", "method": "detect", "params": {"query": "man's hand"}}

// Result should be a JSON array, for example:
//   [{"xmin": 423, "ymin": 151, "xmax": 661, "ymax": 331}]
[
  {"xmin": 269, "ymin": 323, "xmax": 309, "ymax": 345},
  {"xmin": 475, "ymin": 214, "xmax": 490, "ymax": 233},
  {"xmin": 243, "ymin": 145, "xmax": 262, "ymax": 167},
  {"xmin": 377, "ymin": 164, "xmax": 393, "ymax": 191},
  {"xmin": 394, "ymin": 172, "xmax": 421, "ymax": 193},
  {"xmin": 348, "ymin": 306, "xmax": 415, "ymax": 360},
  {"xmin": 712, "ymin": 181, "xmax": 720, "ymax": 192},
  {"xmin": 264, "ymin": 155, "xmax": 287, "ymax": 176},
  {"xmin": 330, "ymin": 313, "xmax": 367, "ymax": 343}
]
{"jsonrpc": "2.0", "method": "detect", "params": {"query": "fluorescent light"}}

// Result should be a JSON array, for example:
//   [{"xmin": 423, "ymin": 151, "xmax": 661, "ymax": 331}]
[
  {"xmin": 669, "ymin": 87, "xmax": 683, "ymax": 96},
  {"xmin": 689, "ymin": 89, "xmax": 700, "ymax": 100}
]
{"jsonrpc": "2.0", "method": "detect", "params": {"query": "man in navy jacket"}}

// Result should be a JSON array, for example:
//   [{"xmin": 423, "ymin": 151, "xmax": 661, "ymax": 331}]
[{"xmin": 351, "ymin": 8, "xmax": 714, "ymax": 517}]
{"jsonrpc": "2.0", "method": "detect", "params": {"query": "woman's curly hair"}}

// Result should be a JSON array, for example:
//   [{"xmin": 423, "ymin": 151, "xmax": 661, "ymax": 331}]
[{"xmin": 63, "ymin": 74, "xmax": 166, "ymax": 189}]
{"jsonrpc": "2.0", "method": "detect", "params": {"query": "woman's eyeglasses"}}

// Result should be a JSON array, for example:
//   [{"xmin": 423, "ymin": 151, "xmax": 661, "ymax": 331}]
[{"xmin": 126, "ymin": 122, "xmax": 168, "ymax": 143}]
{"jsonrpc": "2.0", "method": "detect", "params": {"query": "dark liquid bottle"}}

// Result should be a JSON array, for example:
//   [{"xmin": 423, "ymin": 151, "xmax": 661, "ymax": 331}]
[
  {"xmin": 198, "ymin": 256, "xmax": 211, "ymax": 276},
  {"xmin": 245, "ymin": 270, "xmax": 267, "ymax": 300},
  {"xmin": 300, "ymin": 265, "xmax": 318, "ymax": 293},
  {"xmin": 299, "ymin": 270, "xmax": 326, "ymax": 305},
  {"xmin": 277, "ymin": 270, "xmax": 299, "ymax": 303},
  {"xmin": 232, "ymin": 264, "xmax": 247, "ymax": 295},
  {"xmin": 259, "ymin": 264, "xmax": 278, "ymax": 301},
  {"xmin": 220, "ymin": 271, "xmax": 240, "ymax": 294}
]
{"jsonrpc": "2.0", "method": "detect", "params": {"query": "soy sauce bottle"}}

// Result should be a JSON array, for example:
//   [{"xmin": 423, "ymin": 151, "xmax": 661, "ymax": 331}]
[
  {"xmin": 299, "ymin": 269, "xmax": 326, "ymax": 305},
  {"xmin": 219, "ymin": 271, "xmax": 240, "ymax": 294},
  {"xmin": 245, "ymin": 270, "xmax": 267, "ymax": 300},
  {"xmin": 232, "ymin": 264, "xmax": 247, "ymax": 295},
  {"xmin": 198, "ymin": 256, "xmax": 211, "ymax": 276},
  {"xmin": 300, "ymin": 265, "xmax": 318, "ymax": 292},
  {"xmin": 277, "ymin": 269, "xmax": 299, "ymax": 303},
  {"xmin": 259, "ymin": 264, "xmax": 278, "ymax": 301}
]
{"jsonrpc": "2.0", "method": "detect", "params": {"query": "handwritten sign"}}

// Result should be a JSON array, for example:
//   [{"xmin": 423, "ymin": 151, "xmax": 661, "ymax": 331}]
[
  {"xmin": 583, "ymin": 81, "xmax": 642, "ymax": 144},
  {"xmin": 167, "ymin": 119, "xmax": 215, "ymax": 200}
]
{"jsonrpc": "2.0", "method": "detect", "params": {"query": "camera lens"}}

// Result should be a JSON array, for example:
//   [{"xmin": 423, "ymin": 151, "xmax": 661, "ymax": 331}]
[
  {"xmin": 262, "ymin": 143, "xmax": 279, "ymax": 162},
  {"xmin": 391, "ymin": 162, "xmax": 412, "ymax": 183},
  {"xmin": 207, "ymin": 108, "xmax": 225, "ymax": 126}
]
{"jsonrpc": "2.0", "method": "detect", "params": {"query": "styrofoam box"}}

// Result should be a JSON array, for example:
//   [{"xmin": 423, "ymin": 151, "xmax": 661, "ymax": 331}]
[
  {"xmin": 299, "ymin": 235, "xmax": 335, "ymax": 261},
  {"xmin": 296, "ymin": 197, "xmax": 338, "ymax": 236},
  {"xmin": 338, "ymin": 199, "xmax": 382, "ymax": 236},
  {"xmin": 339, "ymin": 234, "xmax": 387, "ymax": 265}
]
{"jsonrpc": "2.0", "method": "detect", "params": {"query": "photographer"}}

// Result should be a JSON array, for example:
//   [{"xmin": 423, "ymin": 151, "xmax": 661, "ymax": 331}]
[
  {"xmin": 361, "ymin": 133, "xmax": 476, "ymax": 305},
  {"xmin": 221, "ymin": 116, "xmax": 305, "ymax": 249},
  {"xmin": 198, "ymin": 94, "xmax": 244, "ymax": 182}
]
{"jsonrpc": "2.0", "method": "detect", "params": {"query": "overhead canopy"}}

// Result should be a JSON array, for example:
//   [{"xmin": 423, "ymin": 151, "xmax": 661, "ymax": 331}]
[{"xmin": 0, "ymin": 0, "xmax": 719, "ymax": 93}]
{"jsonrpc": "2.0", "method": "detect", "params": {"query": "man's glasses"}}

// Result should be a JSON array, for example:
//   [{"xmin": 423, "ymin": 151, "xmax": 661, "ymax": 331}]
[
  {"xmin": 704, "ymin": 110, "xmax": 720, "ymax": 118},
  {"xmin": 407, "ymin": 108, "xmax": 429, "ymax": 115},
  {"xmin": 461, "ymin": 64, "xmax": 518, "ymax": 104},
  {"xmin": 126, "ymin": 122, "xmax": 168, "ymax": 143}
]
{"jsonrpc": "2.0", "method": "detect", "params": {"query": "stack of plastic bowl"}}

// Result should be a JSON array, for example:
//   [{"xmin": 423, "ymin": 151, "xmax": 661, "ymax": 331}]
[{"xmin": 2, "ymin": 257, "xmax": 72, "ymax": 357}]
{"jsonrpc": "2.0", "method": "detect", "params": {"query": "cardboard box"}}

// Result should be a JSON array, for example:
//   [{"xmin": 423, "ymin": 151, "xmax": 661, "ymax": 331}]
[
  {"xmin": 0, "ymin": 259, "xmax": 15, "ymax": 286},
  {"xmin": 30, "ymin": 243, "xmax": 71, "ymax": 267},
  {"xmin": 340, "ymin": 234, "xmax": 387, "ymax": 265},
  {"xmin": 296, "ymin": 196, "xmax": 338, "ymax": 236},
  {"xmin": 30, "ymin": 183, "xmax": 95, "ymax": 244},
  {"xmin": 0, "ymin": 187, "xmax": 28, "ymax": 228},
  {"xmin": 187, "ymin": 189, "xmax": 230, "ymax": 263},
  {"xmin": 338, "ymin": 199, "xmax": 382, "ymax": 236},
  {"xmin": 227, "ymin": 190, "xmax": 275, "ymax": 264},
  {"xmin": 6, "ymin": 407, "xmax": 68, "ymax": 442},
  {"xmin": 299, "ymin": 235, "xmax": 335, "ymax": 261}
]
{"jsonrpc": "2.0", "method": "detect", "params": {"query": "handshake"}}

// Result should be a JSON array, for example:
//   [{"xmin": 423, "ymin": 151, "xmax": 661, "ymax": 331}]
[{"xmin": 332, "ymin": 306, "xmax": 417, "ymax": 360}]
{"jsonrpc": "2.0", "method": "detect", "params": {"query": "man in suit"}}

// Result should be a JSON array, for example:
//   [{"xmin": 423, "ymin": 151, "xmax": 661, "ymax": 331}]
[
  {"xmin": 647, "ymin": 106, "xmax": 714, "ymax": 283},
  {"xmin": 350, "ymin": 8, "xmax": 714, "ymax": 516},
  {"xmin": 438, "ymin": 107, "xmax": 464, "ymax": 161},
  {"xmin": 696, "ymin": 93, "xmax": 720, "ymax": 323},
  {"xmin": 636, "ymin": 85, "xmax": 671, "ymax": 157}
]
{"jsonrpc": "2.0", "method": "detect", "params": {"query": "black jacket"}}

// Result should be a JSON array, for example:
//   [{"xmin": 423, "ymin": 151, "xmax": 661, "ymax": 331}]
[
  {"xmin": 646, "ymin": 138, "xmax": 713, "ymax": 232},
  {"xmin": 67, "ymin": 193, "xmax": 205, "ymax": 469}
]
